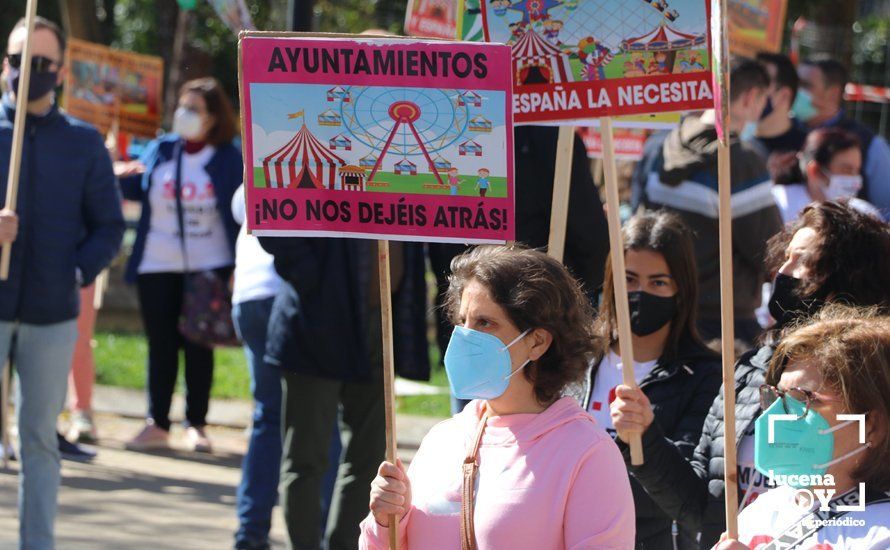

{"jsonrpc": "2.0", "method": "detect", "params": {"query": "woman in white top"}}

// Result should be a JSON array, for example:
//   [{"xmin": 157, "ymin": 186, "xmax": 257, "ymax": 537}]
[
  {"xmin": 231, "ymin": 184, "xmax": 284, "ymax": 548},
  {"xmin": 771, "ymin": 127, "xmax": 882, "ymax": 224},
  {"xmin": 121, "ymin": 78, "xmax": 242, "ymax": 453},
  {"xmin": 715, "ymin": 305, "xmax": 890, "ymax": 550}
]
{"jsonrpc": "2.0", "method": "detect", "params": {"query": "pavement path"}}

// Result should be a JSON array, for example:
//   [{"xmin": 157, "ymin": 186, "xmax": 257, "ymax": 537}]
[{"xmin": 0, "ymin": 387, "xmax": 444, "ymax": 549}]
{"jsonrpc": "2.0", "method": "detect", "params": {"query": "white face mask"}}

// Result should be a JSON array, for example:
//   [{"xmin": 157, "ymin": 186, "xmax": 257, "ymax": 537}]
[
  {"xmin": 172, "ymin": 107, "xmax": 205, "ymax": 141},
  {"xmin": 822, "ymin": 171, "xmax": 863, "ymax": 201}
]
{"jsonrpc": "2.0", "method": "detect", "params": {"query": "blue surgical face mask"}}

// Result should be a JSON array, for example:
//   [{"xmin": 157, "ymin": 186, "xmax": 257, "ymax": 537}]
[
  {"xmin": 754, "ymin": 394, "xmax": 870, "ymax": 487},
  {"xmin": 791, "ymin": 89, "xmax": 818, "ymax": 122},
  {"xmin": 740, "ymin": 121, "xmax": 759, "ymax": 142},
  {"xmin": 444, "ymin": 326, "xmax": 531, "ymax": 400}
]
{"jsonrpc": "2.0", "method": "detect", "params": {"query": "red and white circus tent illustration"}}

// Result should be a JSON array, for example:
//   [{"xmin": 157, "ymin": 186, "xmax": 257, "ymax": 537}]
[
  {"xmin": 620, "ymin": 22, "xmax": 706, "ymax": 52},
  {"xmin": 512, "ymin": 28, "xmax": 571, "ymax": 86},
  {"xmin": 262, "ymin": 123, "xmax": 346, "ymax": 189}
]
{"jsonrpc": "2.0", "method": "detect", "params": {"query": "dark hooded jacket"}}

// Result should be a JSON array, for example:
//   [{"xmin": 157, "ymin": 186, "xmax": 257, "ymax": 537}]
[
  {"xmin": 625, "ymin": 344, "xmax": 774, "ymax": 549},
  {"xmin": 258, "ymin": 237, "xmax": 430, "ymax": 382},
  {"xmin": 640, "ymin": 116, "xmax": 783, "ymax": 322}
]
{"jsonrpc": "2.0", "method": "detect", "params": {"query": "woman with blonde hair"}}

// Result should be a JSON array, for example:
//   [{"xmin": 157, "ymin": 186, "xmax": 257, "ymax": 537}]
[{"xmin": 716, "ymin": 305, "xmax": 890, "ymax": 548}]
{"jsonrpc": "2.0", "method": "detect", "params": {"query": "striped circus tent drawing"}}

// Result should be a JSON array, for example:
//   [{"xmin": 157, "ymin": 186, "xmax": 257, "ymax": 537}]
[
  {"xmin": 620, "ymin": 23, "xmax": 706, "ymax": 52},
  {"xmin": 512, "ymin": 28, "xmax": 571, "ymax": 86},
  {"xmin": 262, "ymin": 124, "xmax": 346, "ymax": 189}
]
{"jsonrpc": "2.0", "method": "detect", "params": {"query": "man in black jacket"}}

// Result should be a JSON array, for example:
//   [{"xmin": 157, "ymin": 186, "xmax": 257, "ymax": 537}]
[
  {"xmin": 0, "ymin": 18, "xmax": 123, "ymax": 548},
  {"xmin": 259, "ymin": 236, "xmax": 428, "ymax": 550},
  {"xmin": 638, "ymin": 58, "xmax": 782, "ymax": 346}
]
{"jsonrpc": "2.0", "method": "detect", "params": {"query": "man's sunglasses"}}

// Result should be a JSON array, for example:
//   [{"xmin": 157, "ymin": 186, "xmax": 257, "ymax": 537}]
[{"xmin": 5, "ymin": 54, "xmax": 59, "ymax": 73}]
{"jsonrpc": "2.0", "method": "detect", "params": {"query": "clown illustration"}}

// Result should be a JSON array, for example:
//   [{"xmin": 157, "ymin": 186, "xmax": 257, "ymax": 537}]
[{"xmin": 577, "ymin": 36, "xmax": 613, "ymax": 81}]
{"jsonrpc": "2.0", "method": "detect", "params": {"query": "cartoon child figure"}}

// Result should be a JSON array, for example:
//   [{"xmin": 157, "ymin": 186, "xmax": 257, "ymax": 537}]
[
  {"xmin": 647, "ymin": 57, "xmax": 661, "ymax": 75},
  {"xmin": 623, "ymin": 60, "xmax": 635, "ymax": 76},
  {"xmin": 509, "ymin": 21, "xmax": 527, "ymax": 41},
  {"xmin": 491, "ymin": 0, "xmax": 511, "ymax": 16},
  {"xmin": 475, "ymin": 168, "xmax": 491, "ymax": 197},
  {"xmin": 447, "ymin": 167, "xmax": 462, "ymax": 196},
  {"xmin": 653, "ymin": 51, "xmax": 670, "ymax": 74},
  {"xmin": 543, "ymin": 20, "xmax": 564, "ymax": 44},
  {"xmin": 633, "ymin": 53, "xmax": 647, "ymax": 75}
]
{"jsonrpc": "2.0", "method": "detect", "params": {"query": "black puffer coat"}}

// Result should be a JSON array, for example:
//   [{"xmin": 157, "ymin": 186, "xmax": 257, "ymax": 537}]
[
  {"xmin": 626, "ymin": 345, "xmax": 774, "ymax": 549},
  {"xmin": 569, "ymin": 339, "xmax": 722, "ymax": 549}
]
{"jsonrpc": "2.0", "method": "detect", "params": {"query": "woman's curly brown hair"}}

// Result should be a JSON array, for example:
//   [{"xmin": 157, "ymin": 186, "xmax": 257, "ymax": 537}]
[
  {"xmin": 444, "ymin": 245, "xmax": 602, "ymax": 405},
  {"xmin": 765, "ymin": 201, "xmax": 890, "ymax": 308}
]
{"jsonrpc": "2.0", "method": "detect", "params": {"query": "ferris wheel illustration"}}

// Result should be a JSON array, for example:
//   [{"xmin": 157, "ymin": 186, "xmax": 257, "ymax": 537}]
[{"xmin": 338, "ymin": 87, "xmax": 475, "ymax": 186}]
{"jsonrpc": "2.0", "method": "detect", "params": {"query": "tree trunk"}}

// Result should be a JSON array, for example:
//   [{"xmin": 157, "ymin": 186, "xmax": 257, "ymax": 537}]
[
  {"xmin": 58, "ymin": 0, "xmax": 105, "ymax": 43},
  {"xmin": 796, "ymin": 0, "xmax": 859, "ymax": 65},
  {"xmin": 164, "ymin": 7, "xmax": 194, "ymax": 127}
]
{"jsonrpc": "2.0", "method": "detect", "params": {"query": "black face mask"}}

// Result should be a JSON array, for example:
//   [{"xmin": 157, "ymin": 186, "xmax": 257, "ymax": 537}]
[
  {"xmin": 5, "ymin": 66, "xmax": 58, "ymax": 102},
  {"xmin": 628, "ymin": 291, "xmax": 677, "ymax": 337},
  {"xmin": 768, "ymin": 273, "xmax": 823, "ymax": 328}
]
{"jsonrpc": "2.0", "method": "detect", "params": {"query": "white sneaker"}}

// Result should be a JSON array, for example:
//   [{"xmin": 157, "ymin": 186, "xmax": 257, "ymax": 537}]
[
  {"xmin": 68, "ymin": 411, "xmax": 98, "ymax": 444},
  {"xmin": 125, "ymin": 423, "xmax": 170, "ymax": 451}
]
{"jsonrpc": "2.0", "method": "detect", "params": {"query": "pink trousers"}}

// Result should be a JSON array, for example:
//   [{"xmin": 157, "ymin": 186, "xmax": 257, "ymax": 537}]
[{"xmin": 69, "ymin": 284, "xmax": 96, "ymax": 413}]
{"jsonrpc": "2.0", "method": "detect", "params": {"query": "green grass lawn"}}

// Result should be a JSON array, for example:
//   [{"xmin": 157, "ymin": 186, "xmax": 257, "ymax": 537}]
[
  {"xmin": 252, "ymin": 166, "xmax": 508, "ymax": 198},
  {"xmin": 94, "ymin": 331, "xmax": 250, "ymax": 400},
  {"xmin": 94, "ymin": 330, "xmax": 452, "ymax": 417}
]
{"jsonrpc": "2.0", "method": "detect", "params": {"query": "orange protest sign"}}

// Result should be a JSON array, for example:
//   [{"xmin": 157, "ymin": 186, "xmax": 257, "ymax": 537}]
[{"xmin": 63, "ymin": 39, "xmax": 163, "ymax": 138}]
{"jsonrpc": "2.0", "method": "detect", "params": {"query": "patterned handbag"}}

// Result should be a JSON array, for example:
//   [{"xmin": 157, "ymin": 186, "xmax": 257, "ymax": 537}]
[
  {"xmin": 178, "ymin": 269, "xmax": 240, "ymax": 348},
  {"xmin": 172, "ymin": 142, "xmax": 240, "ymax": 348}
]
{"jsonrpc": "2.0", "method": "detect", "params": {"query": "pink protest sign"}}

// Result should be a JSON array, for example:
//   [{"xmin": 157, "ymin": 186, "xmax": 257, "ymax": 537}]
[{"xmin": 239, "ymin": 33, "xmax": 515, "ymax": 243}]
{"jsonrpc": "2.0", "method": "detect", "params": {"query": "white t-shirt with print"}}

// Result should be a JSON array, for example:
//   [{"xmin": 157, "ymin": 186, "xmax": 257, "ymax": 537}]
[
  {"xmin": 587, "ymin": 350, "xmax": 658, "ymax": 435},
  {"xmin": 738, "ymin": 484, "xmax": 890, "ymax": 550},
  {"xmin": 737, "ymin": 428, "xmax": 777, "ymax": 512},
  {"xmin": 139, "ymin": 145, "xmax": 232, "ymax": 274}
]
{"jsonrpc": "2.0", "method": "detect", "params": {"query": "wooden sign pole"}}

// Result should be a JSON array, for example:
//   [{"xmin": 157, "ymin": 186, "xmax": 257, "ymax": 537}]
[
  {"xmin": 377, "ymin": 240, "xmax": 400, "ymax": 550},
  {"xmin": 0, "ymin": 0, "xmax": 39, "ymax": 280},
  {"xmin": 717, "ymin": 140, "xmax": 739, "ymax": 537},
  {"xmin": 546, "ymin": 126, "xmax": 576, "ymax": 262},
  {"xmin": 711, "ymin": 0, "xmax": 739, "ymax": 538},
  {"xmin": 600, "ymin": 117, "xmax": 643, "ymax": 465}
]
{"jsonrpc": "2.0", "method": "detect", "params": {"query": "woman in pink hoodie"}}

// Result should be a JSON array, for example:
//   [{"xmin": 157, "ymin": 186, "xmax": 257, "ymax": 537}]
[{"xmin": 360, "ymin": 245, "xmax": 635, "ymax": 549}]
